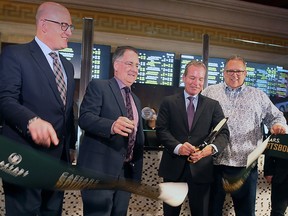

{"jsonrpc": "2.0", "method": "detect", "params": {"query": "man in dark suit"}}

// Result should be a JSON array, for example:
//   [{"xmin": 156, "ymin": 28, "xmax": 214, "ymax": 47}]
[
  {"xmin": 0, "ymin": 2, "xmax": 76, "ymax": 215},
  {"xmin": 78, "ymin": 46, "xmax": 145, "ymax": 216},
  {"xmin": 264, "ymin": 156, "xmax": 288, "ymax": 216},
  {"xmin": 264, "ymin": 109, "xmax": 288, "ymax": 216},
  {"xmin": 156, "ymin": 60, "xmax": 229, "ymax": 216}
]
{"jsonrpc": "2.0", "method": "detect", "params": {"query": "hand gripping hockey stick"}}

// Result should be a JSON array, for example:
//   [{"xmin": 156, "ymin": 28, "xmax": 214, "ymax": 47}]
[
  {"xmin": 0, "ymin": 136, "xmax": 188, "ymax": 207},
  {"xmin": 187, "ymin": 117, "xmax": 228, "ymax": 162}
]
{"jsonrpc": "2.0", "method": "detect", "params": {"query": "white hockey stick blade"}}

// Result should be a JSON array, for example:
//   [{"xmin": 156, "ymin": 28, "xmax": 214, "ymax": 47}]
[{"xmin": 158, "ymin": 182, "xmax": 188, "ymax": 207}]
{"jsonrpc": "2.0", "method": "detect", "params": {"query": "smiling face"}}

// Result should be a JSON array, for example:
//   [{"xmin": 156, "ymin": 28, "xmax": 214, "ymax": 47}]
[
  {"xmin": 114, "ymin": 49, "xmax": 139, "ymax": 87},
  {"xmin": 224, "ymin": 59, "xmax": 247, "ymax": 89},
  {"xmin": 182, "ymin": 64, "xmax": 206, "ymax": 96},
  {"xmin": 36, "ymin": 2, "xmax": 73, "ymax": 50}
]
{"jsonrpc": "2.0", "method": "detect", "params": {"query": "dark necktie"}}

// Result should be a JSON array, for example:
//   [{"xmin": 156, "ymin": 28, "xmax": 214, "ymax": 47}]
[
  {"xmin": 49, "ymin": 52, "xmax": 67, "ymax": 106},
  {"xmin": 124, "ymin": 87, "xmax": 135, "ymax": 162},
  {"xmin": 187, "ymin": 96, "xmax": 195, "ymax": 129}
]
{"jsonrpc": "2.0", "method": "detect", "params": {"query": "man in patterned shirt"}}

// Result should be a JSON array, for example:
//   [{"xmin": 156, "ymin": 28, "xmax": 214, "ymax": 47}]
[{"xmin": 202, "ymin": 55, "xmax": 287, "ymax": 216}]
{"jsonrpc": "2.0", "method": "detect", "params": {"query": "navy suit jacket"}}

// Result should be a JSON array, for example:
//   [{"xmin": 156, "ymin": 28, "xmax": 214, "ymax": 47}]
[
  {"xmin": 78, "ymin": 78, "xmax": 144, "ymax": 181},
  {"xmin": 157, "ymin": 92, "xmax": 229, "ymax": 183},
  {"xmin": 0, "ymin": 39, "xmax": 76, "ymax": 160}
]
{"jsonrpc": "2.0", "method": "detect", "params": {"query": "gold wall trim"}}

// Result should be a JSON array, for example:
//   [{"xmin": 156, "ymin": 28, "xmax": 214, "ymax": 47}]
[{"xmin": 0, "ymin": 0, "xmax": 287, "ymax": 54}]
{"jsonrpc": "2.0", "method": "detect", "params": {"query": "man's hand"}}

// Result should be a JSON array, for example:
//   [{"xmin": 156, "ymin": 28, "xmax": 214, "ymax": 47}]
[
  {"xmin": 112, "ymin": 116, "xmax": 134, "ymax": 137},
  {"xmin": 179, "ymin": 142, "xmax": 197, "ymax": 156},
  {"xmin": 28, "ymin": 118, "xmax": 59, "ymax": 147},
  {"xmin": 188, "ymin": 145, "xmax": 213, "ymax": 163},
  {"xmin": 270, "ymin": 123, "xmax": 286, "ymax": 135}
]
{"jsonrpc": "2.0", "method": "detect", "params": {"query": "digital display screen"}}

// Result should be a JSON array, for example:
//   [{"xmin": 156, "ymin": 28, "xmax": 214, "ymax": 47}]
[
  {"xmin": 59, "ymin": 42, "xmax": 111, "ymax": 79},
  {"xmin": 91, "ymin": 44, "xmax": 111, "ymax": 80},
  {"xmin": 207, "ymin": 57, "xmax": 225, "ymax": 85},
  {"xmin": 276, "ymin": 67, "xmax": 288, "ymax": 98},
  {"xmin": 59, "ymin": 42, "xmax": 81, "ymax": 79},
  {"xmin": 136, "ymin": 49, "xmax": 175, "ymax": 86},
  {"xmin": 246, "ymin": 62, "xmax": 288, "ymax": 97}
]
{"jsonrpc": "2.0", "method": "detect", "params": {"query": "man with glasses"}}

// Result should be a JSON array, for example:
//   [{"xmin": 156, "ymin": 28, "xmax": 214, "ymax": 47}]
[
  {"xmin": 0, "ymin": 2, "xmax": 76, "ymax": 215},
  {"xmin": 202, "ymin": 55, "xmax": 287, "ymax": 216},
  {"xmin": 77, "ymin": 46, "xmax": 144, "ymax": 216}
]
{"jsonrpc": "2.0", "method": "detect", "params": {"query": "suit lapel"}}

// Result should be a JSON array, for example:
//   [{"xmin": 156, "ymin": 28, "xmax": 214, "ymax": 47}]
[
  {"xmin": 175, "ymin": 93, "xmax": 189, "ymax": 130},
  {"xmin": 131, "ymin": 91, "xmax": 141, "ymax": 118},
  {"xmin": 29, "ymin": 40, "xmax": 65, "ymax": 107},
  {"xmin": 109, "ymin": 78, "xmax": 127, "ymax": 116},
  {"xmin": 191, "ymin": 95, "xmax": 205, "ymax": 129}
]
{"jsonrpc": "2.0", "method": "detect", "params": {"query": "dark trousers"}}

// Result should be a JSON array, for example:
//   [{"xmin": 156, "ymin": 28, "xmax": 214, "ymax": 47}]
[
  {"xmin": 81, "ymin": 163, "xmax": 132, "ymax": 216},
  {"xmin": 3, "ymin": 181, "xmax": 64, "ymax": 216},
  {"xmin": 210, "ymin": 165, "xmax": 258, "ymax": 216},
  {"xmin": 163, "ymin": 163, "xmax": 210, "ymax": 216},
  {"xmin": 270, "ymin": 176, "xmax": 288, "ymax": 216}
]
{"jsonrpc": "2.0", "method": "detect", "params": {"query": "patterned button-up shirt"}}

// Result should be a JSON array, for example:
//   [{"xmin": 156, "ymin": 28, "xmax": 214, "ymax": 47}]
[{"xmin": 202, "ymin": 82, "xmax": 287, "ymax": 167}]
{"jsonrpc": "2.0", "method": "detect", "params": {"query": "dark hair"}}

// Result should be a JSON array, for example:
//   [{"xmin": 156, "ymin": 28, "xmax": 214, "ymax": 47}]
[
  {"xmin": 112, "ymin": 46, "xmax": 139, "ymax": 64},
  {"xmin": 183, "ymin": 60, "xmax": 206, "ymax": 76},
  {"xmin": 224, "ymin": 55, "xmax": 246, "ymax": 70}
]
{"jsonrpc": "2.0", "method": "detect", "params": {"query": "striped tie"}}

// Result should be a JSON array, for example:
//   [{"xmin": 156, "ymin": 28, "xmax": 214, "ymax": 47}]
[
  {"xmin": 124, "ymin": 87, "xmax": 135, "ymax": 162},
  {"xmin": 49, "ymin": 52, "xmax": 67, "ymax": 106}
]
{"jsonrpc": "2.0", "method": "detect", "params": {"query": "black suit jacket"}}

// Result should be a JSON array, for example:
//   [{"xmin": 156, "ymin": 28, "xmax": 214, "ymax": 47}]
[
  {"xmin": 157, "ymin": 93, "xmax": 229, "ymax": 183},
  {"xmin": 77, "ymin": 78, "xmax": 144, "ymax": 181},
  {"xmin": 0, "ymin": 40, "xmax": 76, "ymax": 160},
  {"xmin": 264, "ymin": 156, "xmax": 288, "ymax": 184}
]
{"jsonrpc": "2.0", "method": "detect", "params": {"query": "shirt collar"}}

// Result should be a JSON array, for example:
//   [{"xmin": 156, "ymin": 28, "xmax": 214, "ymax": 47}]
[
  {"xmin": 224, "ymin": 82, "xmax": 246, "ymax": 93},
  {"xmin": 184, "ymin": 90, "xmax": 199, "ymax": 101},
  {"xmin": 35, "ymin": 36, "xmax": 58, "ymax": 57},
  {"xmin": 114, "ymin": 76, "xmax": 129, "ymax": 91}
]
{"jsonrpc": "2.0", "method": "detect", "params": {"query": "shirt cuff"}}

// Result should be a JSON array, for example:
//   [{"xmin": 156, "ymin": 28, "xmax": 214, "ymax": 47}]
[
  {"xmin": 111, "ymin": 122, "xmax": 116, "ymax": 134},
  {"xmin": 174, "ymin": 144, "xmax": 182, "ymax": 155}
]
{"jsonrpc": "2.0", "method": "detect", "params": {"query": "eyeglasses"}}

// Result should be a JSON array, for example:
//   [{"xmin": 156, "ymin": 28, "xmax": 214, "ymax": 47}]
[
  {"xmin": 225, "ymin": 69, "xmax": 245, "ymax": 75},
  {"xmin": 44, "ymin": 19, "xmax": 75, "ymax": 31},
  {"xmin": 117, "ymin": 60, "xmax": 141, "ymax": 69}
]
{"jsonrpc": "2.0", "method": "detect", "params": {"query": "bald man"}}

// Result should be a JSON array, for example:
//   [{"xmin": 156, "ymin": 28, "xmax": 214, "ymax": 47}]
[{"xmin": 0, "ymin": 2, "xmax": 76, "ymax": 215}]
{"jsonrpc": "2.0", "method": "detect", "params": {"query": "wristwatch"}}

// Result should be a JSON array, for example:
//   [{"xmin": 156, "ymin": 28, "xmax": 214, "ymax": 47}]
[{"xmin": 209, "ymin": 144, "xmax": 218, "ymax": 155}]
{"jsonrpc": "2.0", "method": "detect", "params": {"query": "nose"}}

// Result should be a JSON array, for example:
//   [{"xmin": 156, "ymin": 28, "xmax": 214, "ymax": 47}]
[
  {"xmin": 65, "ymin": 28, "xmax": 73, "ymax": 36},
  {"xmin": 131, "ymin": 65, "xmax": 139, "ymax": 73}
]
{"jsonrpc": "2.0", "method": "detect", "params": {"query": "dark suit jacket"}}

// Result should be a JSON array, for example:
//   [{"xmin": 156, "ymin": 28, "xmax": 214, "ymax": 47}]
[
  {"xmin": 157, "ymin": 92, "xmax": 229, "ymax": 183},
  {"xmin": 78, "ymin": 78, "xmax": 144, "ymax": 181},
  {"xmin": 0, "ymin": 39, "xmax": 76, "ymax": 161},
  {"xmin": 264, "ymin": 156, "xmax": 288, "ymax": 184}
]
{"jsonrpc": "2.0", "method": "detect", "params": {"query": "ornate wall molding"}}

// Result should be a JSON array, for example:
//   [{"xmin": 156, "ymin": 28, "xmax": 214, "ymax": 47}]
[{"xmin": 0, "ymin": 0, "xmax": 287, "ymax": 55}]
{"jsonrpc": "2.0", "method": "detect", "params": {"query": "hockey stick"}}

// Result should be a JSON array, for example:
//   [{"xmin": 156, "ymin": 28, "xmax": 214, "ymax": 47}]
[
  {"xmin": 0, "ymin": 136, "xmax": 188, "ymax": 207},
  {"xmin": 222, "ymin": 135, "xmax": 271, "ymax": 192}
]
